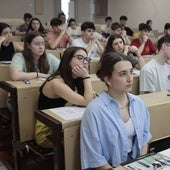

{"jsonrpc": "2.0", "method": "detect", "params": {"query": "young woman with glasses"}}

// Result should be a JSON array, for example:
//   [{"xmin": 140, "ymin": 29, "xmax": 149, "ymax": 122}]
[{"xmin": 35, "ymin": 46, "xmax": 94, "ymax": 148}]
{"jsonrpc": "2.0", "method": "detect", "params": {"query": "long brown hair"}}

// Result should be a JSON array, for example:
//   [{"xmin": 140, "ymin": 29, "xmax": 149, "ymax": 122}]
[
  {"xmin": 41, "ymin": 46, "xmax": 88, "ymax": 95},
  {"xmin": 23, "ymin": 31, "xmax": 49, "ymax": 73}
]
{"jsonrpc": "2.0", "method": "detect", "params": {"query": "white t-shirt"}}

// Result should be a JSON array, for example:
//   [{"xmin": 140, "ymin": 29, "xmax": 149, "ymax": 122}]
[
  {"xmin": 66, "ymin": 26, "xmax": 81, "ymax": 39},
  {"xmin": 100, "ymin": 24, "xmax": 111, "ymax": 34},
  {"xmin": 140, "ymin": 59, "xmax": 170, "ymax": 93},
  {"xmin": 71, "ymin": 38, "xmax": 101, "ymax": 59}
]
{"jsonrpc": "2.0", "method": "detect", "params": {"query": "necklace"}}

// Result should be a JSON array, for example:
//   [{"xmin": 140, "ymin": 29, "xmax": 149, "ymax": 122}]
[{"xmin": 119, "ymin": 103, "xmax": 129, "ymax": 110}]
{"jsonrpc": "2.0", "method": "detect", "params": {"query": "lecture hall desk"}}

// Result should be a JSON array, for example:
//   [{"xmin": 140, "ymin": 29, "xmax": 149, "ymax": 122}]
[
  {"xmin": 0, "ymin": 62, "xmax": 10, "ymax": 107},
  {"xmin": 35, "ymin": 91, "xmax": 170, "ymax": 170},
  {"xmin": 0, "ymin": 74, "xmax": 107, "ymax": 170},
  {"xmin": 0, "ymin": 79, "xmax": 44, "ymax": 170}
]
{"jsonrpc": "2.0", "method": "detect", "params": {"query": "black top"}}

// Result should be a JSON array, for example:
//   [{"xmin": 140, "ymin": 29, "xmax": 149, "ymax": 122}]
[
  {"xmin": 125, "ymin": 26, "xmax": 134, "ymax": 36},
  {"xmin": 38, "ymin": 78, "xmax": 67, "ymax": 110},
  {"xmin": 0, "ymin": 42, "xmax": 15, "ymax": 61},
  {"xmin": 127, "ymin": 54, "xmax": 138, "ymax": 68}
]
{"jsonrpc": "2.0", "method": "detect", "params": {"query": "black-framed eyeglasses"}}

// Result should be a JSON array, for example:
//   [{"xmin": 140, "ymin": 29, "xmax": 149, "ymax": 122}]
[{"xmin": 75, "ymin": 55, "xmax": 91, "ymax": 63}]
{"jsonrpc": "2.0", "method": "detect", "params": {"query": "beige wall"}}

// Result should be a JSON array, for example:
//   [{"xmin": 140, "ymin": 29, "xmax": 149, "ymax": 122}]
[
  {"xmin": 0, "ymin": 0, "xmax": 57, "ymax": 27},
  {"xmin": 0, "ymin": 0, "xmax": 170, "ymax": 32},
  {"xmin": 95, "ymin": 0, "xmax": 170, "ymax": 32}
]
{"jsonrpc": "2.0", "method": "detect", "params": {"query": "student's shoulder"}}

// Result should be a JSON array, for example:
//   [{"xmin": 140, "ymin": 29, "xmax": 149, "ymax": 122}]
[
  {"xmin": 141, "ymin": 59, "xmax": 157, "ymax": 71},
  {"xmin": 13, "ymin": 52, "xmax": 23, "ymax": 59}
]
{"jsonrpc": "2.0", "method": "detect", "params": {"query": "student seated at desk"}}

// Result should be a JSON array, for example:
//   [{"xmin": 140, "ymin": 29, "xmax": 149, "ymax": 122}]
[
  {"xmin": 81, "ymin": 52, "xmax": 151, "ymax": 170},
  {"xmin": 10, "ymin": 30, "xmax": 60, "ymax": 80},
  {"xmin": 102, "ymin": 34, "xmax": 145, "ymax": 69},
  {"xmin": 140, "ymin": 35, "xmax": 170, "ymax": 93},
  {"xmin": 0, "ymin": 22, "xmax": 23, "ymax": 61},
  {"xmin": 35, "ymin": 46, "xmax": 94, "ymax": 148},
  {"xmin": 26, "ymin": 17, "xmax": 46, "ymax": 37}
]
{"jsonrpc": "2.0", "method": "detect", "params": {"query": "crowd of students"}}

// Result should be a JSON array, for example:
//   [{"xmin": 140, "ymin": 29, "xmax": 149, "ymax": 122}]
[{"xmin": 0, "ymin": 11, "xmax": 170, "ymax": 170}]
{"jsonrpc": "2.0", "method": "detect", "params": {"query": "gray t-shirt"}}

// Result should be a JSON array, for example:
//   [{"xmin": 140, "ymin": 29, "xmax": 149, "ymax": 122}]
[{"xmin": 10, "ymin": 52, "xmax": 60, "ymax": 75}]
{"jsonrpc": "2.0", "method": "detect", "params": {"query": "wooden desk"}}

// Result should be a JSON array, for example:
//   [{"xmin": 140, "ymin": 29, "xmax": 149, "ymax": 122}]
[
  {"xmin": 34, "ymin": 74, "xmax": 106, "ymax": 170},
  {"xmin": 0, "ymin": 63, "xmax": 11, "ymax": 107},
  {"xmin": 131, "ymin": 74, "xmax": 139, "ymax": 95},
  {"xmin": 35, "ymin": 91, "xmax": 170, "ymax": 170},
  {"xmin": 0, "ymin": 74, "xmax": 106, "ymax": 170},
  {"xmin": 0, "ymin": 79, "xmax": 44, "ymax": 170},
  {"xmin": 35, "ymin": 108, "xmax": 82, "ymax": 170},
  {"xmin": 139, "ymin": 91, "xmax": 170, "ymax": 142}
]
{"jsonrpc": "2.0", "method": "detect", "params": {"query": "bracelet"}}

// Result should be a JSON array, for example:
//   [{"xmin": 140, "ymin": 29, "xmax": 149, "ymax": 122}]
[
  {"xmin": 36, "ymin": 72, "xmax": 39, "ymax": 79},
  {"xmin": 82, "ymin": 76, "xmax": 90, "ymax": 80}
]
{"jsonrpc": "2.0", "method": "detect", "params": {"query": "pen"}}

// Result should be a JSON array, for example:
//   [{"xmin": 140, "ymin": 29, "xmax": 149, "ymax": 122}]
[{"xmin": 23, "ymin": 80, "xmax": 30, "ymax": 84}]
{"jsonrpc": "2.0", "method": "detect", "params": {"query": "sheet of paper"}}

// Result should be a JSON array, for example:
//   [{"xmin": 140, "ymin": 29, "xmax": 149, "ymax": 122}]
[
  {"xmin": 49, "ymin": 106, "xmax": 86, "ymax": 120},
  {"xmin": 133, "ymin": 69, "xmax": 140, "ymax": 75},
  {"xmin": 159, "ymin": 148, "xmax": 170, "ymax": 158}
]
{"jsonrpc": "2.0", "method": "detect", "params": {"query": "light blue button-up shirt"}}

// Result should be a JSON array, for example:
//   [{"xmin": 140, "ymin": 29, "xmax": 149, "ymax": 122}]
[{"xmin": 81, "ymin": 91, "xmax": 152, "ymax": 169}]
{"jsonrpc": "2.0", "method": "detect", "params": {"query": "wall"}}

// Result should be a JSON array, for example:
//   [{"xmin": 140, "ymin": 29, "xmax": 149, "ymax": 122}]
[
  {"xmin": 0, "ymin": 0, "xmax": 56, "ymax": 27},
  {"xmin": 94, "ymin": 0, "xmax": 170, "ymax": 32},
  {"xmin": 0, "ymin": 0, "xmax": 170, "ymax": 32}
]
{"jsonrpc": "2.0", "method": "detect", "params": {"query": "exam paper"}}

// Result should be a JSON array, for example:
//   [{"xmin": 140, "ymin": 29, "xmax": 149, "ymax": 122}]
[{"xmin": 49, "ymin": 106, "xmax": 86, "ymax": 120}]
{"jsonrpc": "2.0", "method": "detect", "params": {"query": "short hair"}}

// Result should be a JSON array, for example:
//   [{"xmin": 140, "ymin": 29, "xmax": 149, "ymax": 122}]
[
  {"xmin": 24, "ymin": 13, "xmax": 32, "ymax": 20},
  {"xmin": 81, "ymin": 22, "xmax": 95, "ymax": 31},
  {"xmin": 105, "ymin": 16, "xmax": 112, "ymax": 22},
  {"xmin": 164, "ymin": 23, "xmax": 170, "ymax": 30},
  {"xmin": 138, "ymin": 23, "xmax": 151, "ymax": 32},
  {"xmin": 111, "ymin": 22, "xmax": 121, "ymax": 31},
  {"xmin": 119, "ymin": 15, "xmax": 128, "ymax": 21},
  {"xmin": 58, "ymin": 11, "xmax": 66, "ymax": 18},
  {"xmin": 146, "ymin": 20, "xmax": 152, "ymax": 25},
  {"xmin": 157, "ymin": 35, "xmax": 170, "ymax": 51},
  {"xmin": 50, "ymin": 17, "xmax": 62, "ymax": 26},
  {"xmin": 68, "ymin": 18, "xmax": 76, "ymax": 26}
]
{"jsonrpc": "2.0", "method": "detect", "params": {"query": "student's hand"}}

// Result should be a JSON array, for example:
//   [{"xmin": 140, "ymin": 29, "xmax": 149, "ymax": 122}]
[
  {"xmin": 129, "ymin": 46, "xmax": 138, "ymax": 53},
  {"xmin": 0, "ymin": 36, "xmax": 6, "ymax": 44},
  {"xmin": 121, "ymin": 30, "xmax": 127, "ymax": 37},
  {"xmin": 142, "ymin": 35, "xmax": 148, "ymax": 43},
  {"xmin": 90, "ymin": 35, "xmax": 98, "ymax": 43},
  {"xmin": 129, "ymin": 46, "xmax": 140, "ymax": 57},
  {"xmin": 124, "ymin": 45, "xmax": 129, "ymax": 55},
  {"xmin": 72, "ymin": 65, "xmax": 89, "ymax": 79},
  {"xmin": 37, "ymin": 73, "xmax": 50, "ymax": 78}
]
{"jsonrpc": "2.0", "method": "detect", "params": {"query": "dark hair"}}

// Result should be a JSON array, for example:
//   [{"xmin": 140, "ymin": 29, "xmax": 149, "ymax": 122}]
[
  {"xmin": 24, "ymin": 13, "xmax": 32, "ymax": 20},
  {"xmin": 0, "ymin": 22, "xmax": 11, "ymax": 35},
  {"xmin": 103, "ymin": 34, "xmax": 125, "ymax": 57},
  {"xmin": 68, "ymin": 18, "xmax": 76, "ymax": 27},
  {"xmin": 119, "ymin": 15, "xmax": 128, "ymax": 21},
  {"xmin": 138, "ymin": 23, "xmax": 151, "ymax": 32},
  {"xmin": 146, "ymin": 20, "xmax": 152, "ymax": 25},
  {"xmin": 105, "ymin": 16, "xmax": 112, "ymax": 22},
  {"xmin": 157, "ymin": 35, "xmax": 170, "ymax": 51},
  {"xmin": 26, "ymin": 18, "xmax": 45, "ymax": 35},
  {"xmin": 164, "ymin": 23, "xmax": 170, "ymax": 30},
  {"xmin": 97, "ymin": 52, "xmax": 130, "ymax": 84},
  {"xmin": 50, "ymin": 17, "xmax": 62, "ymax": 26},
  {"xmin": 111, "ymin": 22, "xmax": 121, "ymax": 31},
  {"xmin": 23, "ymin": 30, "xmax": 49, "ymax": 73},
  {"xmin": 45, "ymin": 46, "xmax": 88, "ymax": 95},
  {"xmin": 81, "ymin": 22, "xmax": 95, "ymax": 31},
  {"xmin": 58, "ymin": 11, "xmax": 66, "ymax": 18}
]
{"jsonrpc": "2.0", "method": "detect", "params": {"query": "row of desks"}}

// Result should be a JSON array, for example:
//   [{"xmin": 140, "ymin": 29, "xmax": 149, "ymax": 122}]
[
  {"xmin": 0, "ymin": 76, "xmax": 169, "ymax": 169},
  {"xmin": 35, "ymin": 91, "xmax": 170, "ymax": 170}
]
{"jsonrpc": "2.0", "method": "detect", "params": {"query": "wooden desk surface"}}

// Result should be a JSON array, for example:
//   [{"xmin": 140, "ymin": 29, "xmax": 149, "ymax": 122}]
[
  {"xmin": 0, "ymin": 79, "xmax": 44, "ymax": 142},
  {"xmin": 139, "ymin": 91, "xmax": 170, "ymax": 141},
  {"xmin": 0, "ymin": 63, "xmax": 10, "ymax": 80},
  {"xmin": 0, "ymin": 63, "xmax": 11, "ymax": 107}
]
